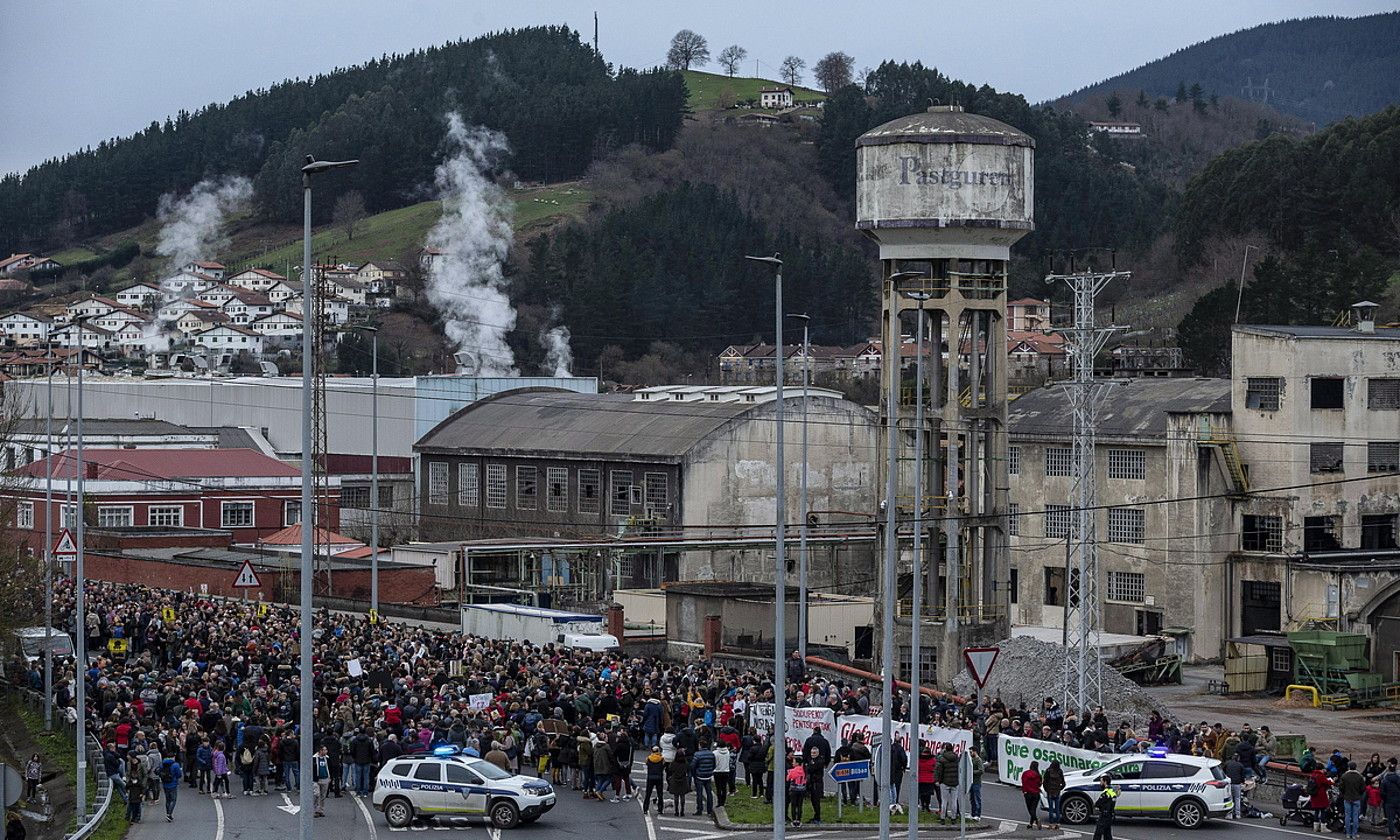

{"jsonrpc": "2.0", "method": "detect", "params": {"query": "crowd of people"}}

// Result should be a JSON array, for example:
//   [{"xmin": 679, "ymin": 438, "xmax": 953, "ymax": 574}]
[{"xmin": 4, "ymin": 579, "xmax": 1400, "ymax": 837}]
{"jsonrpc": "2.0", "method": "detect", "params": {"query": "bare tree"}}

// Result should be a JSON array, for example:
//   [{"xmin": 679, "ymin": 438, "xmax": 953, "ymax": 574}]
[
  {"xmin": 717, "ymin": 45, "xmax": 747, "ymax": 77},
  {"xmin": 666, "ymin": 30, "xmax": 710, "ymax": 70},
  {"xmin": 779, "ymin": 55, "xmax": 806, "ymax": 87},
  {"xmin": 813, "ymin": 51, "xmax": 855, "ymax": 93},
  {"xmin": 333, "ymin": 190, "xmax": 367, "ymax": 241}
]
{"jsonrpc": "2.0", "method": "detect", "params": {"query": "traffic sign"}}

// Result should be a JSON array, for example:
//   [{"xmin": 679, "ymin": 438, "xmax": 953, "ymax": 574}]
[
  {"xmin": 232, "ymin": 559, "xmax": 262, "ymax": 588},
  {"xmin": 161, "ymin": 607, "xmax": 176, "ymax": 624},
  {"xmin": 963, "ymin": 646, "xmax": 1000, "ymax": 688},
  {"xmin": 829, "ymin": 760, "xmax": 871, "ymax": 783},
  {"xmin": 52, "ymin": 528, "xmax": 77, "ymax": 557},
  {"xmin": 0, "ymin": 763, "xmax": 21, "ymax": 807}
]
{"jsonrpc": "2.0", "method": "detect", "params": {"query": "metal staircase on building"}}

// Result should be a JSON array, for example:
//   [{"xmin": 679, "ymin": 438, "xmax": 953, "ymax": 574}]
[{"xmin": 1197, "ymin": 420, "xmax": 1250, "ymax": 496}]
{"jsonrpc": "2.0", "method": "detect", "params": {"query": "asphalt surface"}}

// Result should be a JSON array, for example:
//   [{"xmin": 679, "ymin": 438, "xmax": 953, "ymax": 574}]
[{"xmin": 123, "ymin": 771, "xmax": 1361, "ymax": 840}]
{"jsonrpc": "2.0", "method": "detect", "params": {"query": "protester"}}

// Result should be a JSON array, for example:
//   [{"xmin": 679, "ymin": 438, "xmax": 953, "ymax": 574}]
[
  {"xmin": 1340, "ymin": 761, "xmax": 1367, "ymax": 840},
  {"xmin": 1043, "ymin": 759, "xmax": 1065, "ymax": 829},
  {"xmin": 1021, "ymin": 759, "xmax": 1043, "ymax": 829}
]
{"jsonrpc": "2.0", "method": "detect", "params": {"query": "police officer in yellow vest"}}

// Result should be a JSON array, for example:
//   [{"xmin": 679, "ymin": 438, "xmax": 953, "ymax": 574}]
[{"xmin": 1092, "ymin": 775, "xmax": 1119, "ymax": 840}]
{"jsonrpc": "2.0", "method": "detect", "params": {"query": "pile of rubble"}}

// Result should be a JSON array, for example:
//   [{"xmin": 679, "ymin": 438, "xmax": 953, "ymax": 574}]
[{"xmin": 953, "ymin": 635, "xmax": 1173, "ymax": 730}]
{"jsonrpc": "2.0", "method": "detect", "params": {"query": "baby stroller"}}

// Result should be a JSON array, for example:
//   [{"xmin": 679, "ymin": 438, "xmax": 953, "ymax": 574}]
[
  {"xmin": 1278, "ymin": 783, "xmax": 1343, "ymax": 832},
  {"xmin": 1239, "ymin": 778, "xmax": 1266, "ymax": 819}
]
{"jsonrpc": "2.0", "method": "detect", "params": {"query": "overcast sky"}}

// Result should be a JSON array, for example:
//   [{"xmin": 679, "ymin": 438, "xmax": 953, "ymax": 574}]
[{"xmin": 2, "ymin": 0, "xmax": 1395, "ymax": 176}]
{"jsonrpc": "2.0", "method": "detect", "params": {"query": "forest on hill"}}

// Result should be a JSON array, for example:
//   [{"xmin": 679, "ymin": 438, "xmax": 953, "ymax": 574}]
[
  {"xmin": 1064, "ymin": 13, "xmax": 1400, "ymax": 126},
  {"xmin": 0, "ymin": 26, "xmax": 685, "ymax": 253}
]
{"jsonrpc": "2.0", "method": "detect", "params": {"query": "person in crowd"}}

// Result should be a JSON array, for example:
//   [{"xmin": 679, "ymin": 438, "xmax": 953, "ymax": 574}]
[
  {"xmin": 1092, "ymin": 775, "xmax": 1119, "ymax": 840},
  {"xmin": 667, "ymin": 748, "xmax": 692, "ymax": 817},
  {"xmin": 919, "ymin": 746, "xmax": 938, "ymax": 814},
  {"xmin": 1378, "ymin": 758, "xmax": 1400, "ymax": 840},
  {"xmin": 643, "ymin": 746, "xmax": 665, "ymax": 814},
  {"xmin": 935, "ymin": 742, "xmax": 960, "ymax": 822},
  {"xmin": 1340, "ymin": 761, "xmax": 1367, "ymax": 840},
  {"xmin": 1021, "ymin": 759, "xmax": 1043, "ymax": 829},
  {"xmin": 1309, "ymin": 765, "xmax": 1335, "ymax": 833},
  {"xmin": 160, "ymin": 756, "xmax": 183, "ymax": 822},
  {"xmin": 1043, "ymin": 759, "xmax": 1065, "ymax": 830},
  {"xmin": 785, "ymin": 758, "xmax": 807, "ymax": 827}
]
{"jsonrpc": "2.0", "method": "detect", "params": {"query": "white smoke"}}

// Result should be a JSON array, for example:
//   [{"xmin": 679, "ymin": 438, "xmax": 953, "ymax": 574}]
[
  {"xmin": 154, "ymin": 176, "xmax": 253, "ymax": 273},
  {"xmin": 424, "ymin": 114, "xmax": 520, "ymax": 376},
  {"xmin": 541, "ymin": 325, "xmax": 573, "ymax": 377}
]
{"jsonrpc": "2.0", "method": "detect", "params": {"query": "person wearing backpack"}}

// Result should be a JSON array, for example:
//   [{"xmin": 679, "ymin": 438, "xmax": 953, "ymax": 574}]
[
  {"xmin": 160, "ymin": 756, "xmax": 183, "ymax": 822},
  {"xmin": 238, "ymin": 741, "xmax": 256, "ymax": 795}
]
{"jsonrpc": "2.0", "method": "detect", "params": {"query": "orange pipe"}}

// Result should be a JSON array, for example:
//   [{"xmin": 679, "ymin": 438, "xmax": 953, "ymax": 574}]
[{"xmin": 805, "ymin": 655, "xmax": 969, "ymax": 705}]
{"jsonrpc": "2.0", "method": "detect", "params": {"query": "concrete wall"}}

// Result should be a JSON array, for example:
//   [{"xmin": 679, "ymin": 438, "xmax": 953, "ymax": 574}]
[
  {"xmin": 678, "ymin": 396, "xmax": 881, "ymax": 584},
  {"xmin": 613, "ymin": 588, "xmax": 666, "ymax": 630}
]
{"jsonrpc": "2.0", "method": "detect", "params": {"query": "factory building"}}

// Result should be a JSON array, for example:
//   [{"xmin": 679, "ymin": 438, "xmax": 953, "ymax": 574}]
[{"xmin": 413, "ymin": 385, "xmax": 881, "ymax": 589}]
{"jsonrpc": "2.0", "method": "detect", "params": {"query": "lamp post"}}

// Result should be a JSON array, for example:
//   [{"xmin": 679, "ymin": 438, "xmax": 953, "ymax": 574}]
[
  {"xmin": 300, "ymin": 155, "xmax": 357, "ymax": 840},
  {"xmin": 899, "ymin": 281, "xmax": 933, "ymax": 836},
  {"xmin": 745, "ymin": 253, "xmax": 785, "ymax": 840},
  {"xmin": 879, "ymin": 271, "xmax": 925, "ymax": 840},
  {"xmin": 786, "ymin": 313, "xmax": 811, "ymax": 660},
  {"xmin": 43, "ymin": 338, "xmax": 54, "ymax": 731},
  {"xmin": 352, "ymin": 324, "xmax": 380, "ymax": 614},
  {"xmin": 73, "ymin": 315, "xmax": 90, "ymax": 818}
]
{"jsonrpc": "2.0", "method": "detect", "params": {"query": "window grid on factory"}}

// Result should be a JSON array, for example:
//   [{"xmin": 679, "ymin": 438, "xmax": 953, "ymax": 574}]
[
  {"xmin": 1007, "ymin": 503, "xmax": 1020, "ymax": 536},
  {"xmin": 458, "ymin": 463, "xmax": 478, "ymax": 508},
  {"xmin": 578, "ymin": 469, "xmax": 601, "ymax": 515},
  {"xmin": 1106, "ymin": 448, "xmax": 1146, "ymax": 480},
  {"xmin": 1242, "ymin": 515, "xmax": 1283, "ymax": 552},
  {"xmin": 1369, "ymin": 378, "xmax": 1400, "ymax": 410},
  {"xmin": 1007, "ymin": 446, "xmax": 1020, "ymax": 476},
  {"xmin": 547, "ymin": 467, "xmax": 568, "ymax": 512},
  {"xmin": 610, "ymin": 470, "xmax": 633, "ymax": 517},
  {"xmin": 1107, "ymin": 507, "xmax": 1146, "ymax": 544},
  {"xmin": 1310, "ymin": 442, "xmax": 1345, "ymax": 474},
  {"xmin": 1245, "ymin": 377, "xmax": 1281, "ymax": 411},
  {"xmin": 1367, "ymin": 442, "xmax": 1399, "ymax": 473},
  {"xmin": 428, "ymin": 461, "xmax": 449, "ymax": 505},
  {"xmin": 643, "ymin": 472, "xmax": 668, "ymax": 513},
  {"xmin": 1044, "ymin": 504, "xmax": 1072, "ymax": 538},
  {"xmin": 515, "ymin": 466, "xmax": 538, "ymax": 511},
  {"xmin": 485, "ymin": 464, "xmax": 507, "ymax": 509},
  {"xmin": 1045, "ymin": 447, "xmax": 1073, "ymax": 477},
  {"xmin": 1107, "ymin": 571, "xmax": 1146, "ymax": 603},
  {"xmin": 149, "ymin": 505, "xmax": 183, "ymax": 528},
  {"xmin": 341, "ymin": 486, "xmax": 370, "ymax": 510}
]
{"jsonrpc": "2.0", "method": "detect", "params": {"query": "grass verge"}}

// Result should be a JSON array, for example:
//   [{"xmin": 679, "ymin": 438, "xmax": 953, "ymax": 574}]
[
  {"xmin": 12, "ymin": 703, "xmax": 128, "ymax": 840},
  {"xmin": 722, "ymin": 793, "xmax": 981, "ymax": 826}
]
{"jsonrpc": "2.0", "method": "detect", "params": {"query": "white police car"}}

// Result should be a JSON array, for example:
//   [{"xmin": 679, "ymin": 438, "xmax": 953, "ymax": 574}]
[
  {"xmin": 1050, "ymin": 750, "xmax": 1233, "ymax": 829},
  {"xmin": 372, "ymin": 747, "xmax": 555, "ymax": 829}
]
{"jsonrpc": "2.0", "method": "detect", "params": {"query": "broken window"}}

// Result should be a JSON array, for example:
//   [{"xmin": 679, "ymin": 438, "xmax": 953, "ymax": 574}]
[
  {"xmin": 1043, "ymin": 567, "xmax": 1065, "ymax": 606},
  {"xmin": 1361, "ymin": 514, "xmax": 1398, "ymax": 550},
  {"xmin": 1367, "ymin": 378, "xmax": 1400, "ymax": 410},
  {"xmin": 1310, "ymin": 442, "xmax": 1345, "ymax": 473},
  {"xmin": 1245, "ymin": 378, "xmax": 1281, "ymax": 411},
  {"xmin": 1242, "ymin": 515, "xmax": 1283, "ymax": 552},
  {"xmin": 1303, "ymin": 516, "xmax": 1342, "ymax": 553},
  {"xmin": 1310, "ymin": 377, "xmax": 1344, "ymax": 409},
  {"xmin": 515, "ymin": 466, "xmax": 538, "ymax": 511},
  {"xmin": 578, "ymin": 469, "xmax": 600, "ymax": 515},
  {"xmin": 1367, "ymin": 442, "xmax": 1399, "ymax": 473}
]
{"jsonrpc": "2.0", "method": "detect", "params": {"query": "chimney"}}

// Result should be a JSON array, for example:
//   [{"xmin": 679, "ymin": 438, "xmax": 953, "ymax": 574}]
[
  {"xmin": 86, "ymin": 461, "xmax": 99, "ymax": 479},
  {"xmin": 1353, "ymin": 300, "xmax": 1378, "ymax": 335}
]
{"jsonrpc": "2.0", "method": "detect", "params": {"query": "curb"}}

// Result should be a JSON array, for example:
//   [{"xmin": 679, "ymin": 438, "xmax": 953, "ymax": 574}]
[{"xmin": 715, "ymin": 805, "xmax": 990, "ymax": 832}]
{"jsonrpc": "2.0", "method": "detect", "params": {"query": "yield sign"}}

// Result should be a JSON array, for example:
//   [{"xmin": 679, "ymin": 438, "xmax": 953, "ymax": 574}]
[
  {"xmin": 232, "ymin": 559, "xmax": 262, "ymax": 588},
  {"xmin": 52, "ymin": 528, "xmax": 77, "ymax": 557},
  {"xmin": 963, "ymin": 646, "xmax": 1000, "ymax": 688}
]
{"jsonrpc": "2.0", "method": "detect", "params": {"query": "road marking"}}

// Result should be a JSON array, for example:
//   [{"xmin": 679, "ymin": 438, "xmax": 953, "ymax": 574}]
[
  {"xmin": 643, "ymin": 805, "xmax": 660, "ymax": 840},
  {"xmin": 277, "ymin": 792, "xmax": 300, "ymax": 815},
  {"xmin": 213, "ymin": 795, "xmax": 224, "ymax": 840},
  {"xmin": 655, "ymin": 828, "xmax": 717, "ymax": 835},
  {"xmin": 487, "ymin": 827, "xmax": 501, "ymax": 840},
  {"xmin": 352, "ymin": 792, "xmax": 379, "ymax": 840}
]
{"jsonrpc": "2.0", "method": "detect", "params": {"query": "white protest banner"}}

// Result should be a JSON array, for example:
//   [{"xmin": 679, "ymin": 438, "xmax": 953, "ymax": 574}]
[
  {"xmin": 996, "ymin": 735, "xmax": 1116, "ymax": 785},
  {"xmin": 837, "ymin": 715, "xmax": 972, "ymax": 755},
  {"xmin": 469, "ymin": 692, "xmax": 493, "ymax": 711},
  {"xmin": 750, "ymin": 703, "xmax": 838, "ymax": 755},
  {"xmin": 346, "ymin": 657, "xmax": 363, "ymax": 677}
]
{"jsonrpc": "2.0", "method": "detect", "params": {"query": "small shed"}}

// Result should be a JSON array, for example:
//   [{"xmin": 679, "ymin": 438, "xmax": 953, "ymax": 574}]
[{"xmin": 1225, "ymin": 634, "xmax": 1294, "ymax": 693}]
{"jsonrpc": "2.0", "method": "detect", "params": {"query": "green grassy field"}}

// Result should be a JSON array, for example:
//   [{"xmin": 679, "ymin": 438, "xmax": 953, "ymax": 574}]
[
  {"xmin": 681, "ymin": 70, "xmax": 825, "ymax": 111},
  {"xmin": 722, "ymin": 794, "xmax": 982, "ymax": 826},
  {"xmin": 13, "ymin": 703, "xmax": 129, "ymax": 840},
  {"xmin": 49, "ymin": 245, "xmax": 102, "ymax": 265}
]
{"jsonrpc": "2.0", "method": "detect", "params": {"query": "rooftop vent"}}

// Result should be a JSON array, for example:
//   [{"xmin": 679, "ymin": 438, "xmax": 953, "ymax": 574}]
[{"xmin": 1353, "ymin": 300, "xmax": 1378, "ymax": 334}]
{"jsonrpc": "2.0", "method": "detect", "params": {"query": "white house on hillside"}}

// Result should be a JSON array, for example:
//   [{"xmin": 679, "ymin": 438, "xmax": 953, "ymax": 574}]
[{"xmin": 759, "ymin": 86, "xmax": 795, "ymax": 109}]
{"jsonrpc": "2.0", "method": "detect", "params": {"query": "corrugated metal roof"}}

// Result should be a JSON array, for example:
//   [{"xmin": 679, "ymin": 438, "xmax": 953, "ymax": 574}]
[
  {"xmin": 857, "ymin": 106, "xmax": 1034, "ymax": 148},
  {"xmin": 17, "ymin": 447, "xmax": 299, "ymax": 480},
  {"xmin": 416, "ymin": 389, "xmax": 771, "ymax": 460},
  {"xmin": 12, "ymin": 418, "xmax": 197, "ymax": 437},
  {"xmin": 1235, "ymin": 325, "xmax": 1400, "ymax": 341},
  {"xmin": 1009, "ymin": 378, "xmax": 1231, "ymax": 440}
]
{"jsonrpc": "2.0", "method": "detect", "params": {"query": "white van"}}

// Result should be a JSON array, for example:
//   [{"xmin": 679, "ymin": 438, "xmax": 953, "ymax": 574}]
[{"xmin": 11, "ymin": 627, "xmax": 75, "ymax": 665}]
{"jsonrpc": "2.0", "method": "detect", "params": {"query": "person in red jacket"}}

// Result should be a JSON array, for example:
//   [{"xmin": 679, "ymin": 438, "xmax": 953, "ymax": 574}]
[
  {"xmin": 918, "ymin": 746, "xmax": 938, "ymax": 812},
  {"xmin": 1022, "ymin": 760, "xmax": 1045, "ymax": 829},
  {"xmin": 1309, "ymin": 767, "xmax": 1334, "ymax": 832}
]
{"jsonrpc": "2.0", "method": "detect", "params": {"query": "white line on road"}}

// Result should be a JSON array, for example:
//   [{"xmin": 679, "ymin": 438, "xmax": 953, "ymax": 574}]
[
  {"xmin": 352, "ymin": 793, "xmax": 379, "ymax": 840},
  {"xmin": 487, "ymin": 827, "xmax": 502, "ymax": 840},
  {"xmin": 654, "ymin": 828, "xmax": 717, "ymax": 835},
  {"xmin": 643, "ymin": 807, "xmax": 660, "ymax": 840},
  {"xmin": 213, "ymin": 795, "xmax": 224, "ymax": 840}
]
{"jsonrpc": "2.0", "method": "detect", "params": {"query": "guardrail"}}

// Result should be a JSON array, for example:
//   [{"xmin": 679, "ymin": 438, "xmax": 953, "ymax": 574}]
[{"xmin": 4, "ymin": 682, "xmax": 112, "ymax": 840}]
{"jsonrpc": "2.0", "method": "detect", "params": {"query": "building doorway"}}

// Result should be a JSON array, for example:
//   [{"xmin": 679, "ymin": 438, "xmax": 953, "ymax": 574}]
[{"xmin": 1241, "ymin": 580, "xmax": 1281, "ymax": 636}]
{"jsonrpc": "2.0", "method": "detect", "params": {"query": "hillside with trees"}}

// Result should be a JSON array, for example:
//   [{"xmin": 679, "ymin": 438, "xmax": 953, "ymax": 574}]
[
  {"xmin": 0, "ymin": 26, "xmax": 685, "ymax": 253},
  {"xmin": 1064, "ymin": 12, "xmax": 1400, "ymax": 126}
]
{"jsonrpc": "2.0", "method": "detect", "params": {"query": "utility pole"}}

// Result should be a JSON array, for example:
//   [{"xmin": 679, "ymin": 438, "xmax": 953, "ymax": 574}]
[
  {"xmin": 787, "ymin": 313, "xmax": 811, "ymax": 659},
  {"xmin": 74, "ymin": 316, "xmax": 89, "ymax": 819},
  {"xmin": 43, "ymin": 341, "xmax": 54, "ymax": 731},
  {"xmin": 1047, "ymin": 259, "xmax": 1128, "ymax": 715}
]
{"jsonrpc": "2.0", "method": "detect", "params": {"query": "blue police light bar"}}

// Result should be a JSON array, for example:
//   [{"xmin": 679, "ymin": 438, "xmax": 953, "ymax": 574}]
[
  {"xmin": 433, "ymin": 745, "xmax": 460, "ymax": 756},
  {"xmin": 1147, "ymin": 746, "xmax": 1169, "ymax": 758}
]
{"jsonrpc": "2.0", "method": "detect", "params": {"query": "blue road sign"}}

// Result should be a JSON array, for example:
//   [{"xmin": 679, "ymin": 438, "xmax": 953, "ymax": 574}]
[{"xmin": 829, "ymin": 760, "xmax": 871, "ymax": 783}]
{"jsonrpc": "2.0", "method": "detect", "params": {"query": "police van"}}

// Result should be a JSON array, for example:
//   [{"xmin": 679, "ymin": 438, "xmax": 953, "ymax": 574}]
[
  {"xmin": 372, "ymin": 748, "xmax": 556, "ymax": 829},
  {"xmin": 1050, "ymin": 750, "xmax": 1233, "ymax": 829}
]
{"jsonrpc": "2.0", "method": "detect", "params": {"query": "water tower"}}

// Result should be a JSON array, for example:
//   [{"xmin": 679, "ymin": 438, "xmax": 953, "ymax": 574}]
[{"xmin": 856, "ymin": 105, "xmax": 1034, "ymax": 687}]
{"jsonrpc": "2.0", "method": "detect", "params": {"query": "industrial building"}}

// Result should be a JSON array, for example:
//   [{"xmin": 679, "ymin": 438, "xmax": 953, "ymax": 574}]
[
  {"xmin": 413, "ymin": 384, "xmax": 881, "ymax": 590},
  {"xmin": 856, "ymin": 104, "xmax": 1030, "ymax": 685}
]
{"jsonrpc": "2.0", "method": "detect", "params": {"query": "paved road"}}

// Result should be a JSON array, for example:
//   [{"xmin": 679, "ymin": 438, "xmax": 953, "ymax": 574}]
[{"xmin": 124, "ymin": 772, "xmax": 1355, "ymax": 840}]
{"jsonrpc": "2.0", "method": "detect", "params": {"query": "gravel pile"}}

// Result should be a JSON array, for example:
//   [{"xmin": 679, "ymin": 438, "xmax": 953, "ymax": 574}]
[{"xmin": 953, "ymin": 635, "xmax": 1172, "ymax": 730}]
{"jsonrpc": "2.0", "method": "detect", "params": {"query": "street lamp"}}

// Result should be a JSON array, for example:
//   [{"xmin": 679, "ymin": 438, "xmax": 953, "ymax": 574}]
[
  {"xmin": 352, "ymin": 324, "xmax": 380, "ymax": 614},
  {"xmin": 786, "ymin": 313, "xmax": 811, "ymax": 661},
  {"xmin": 43, "ymin": 338, "xmax": 54, "ymax": 731},
  {"xmin": 898, "ymin": 280, "xmax": 933, "ymax": 837},
  {"xmin": 300, "ymin": 154, "xmax": 357, "ymax": 840},
  {"xmin": 72, "ymin": 314, "xmax": 91, "ymax": 818},
  {"xmin": 879, "ymin": 270, "xmax": 926, "ymax": 840},
  {"xmin": 745, "ymin": 252, "xmax": 786, "ymax": 840}
]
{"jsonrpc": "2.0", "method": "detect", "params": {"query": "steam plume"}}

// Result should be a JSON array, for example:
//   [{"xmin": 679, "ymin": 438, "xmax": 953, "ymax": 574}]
[
  {"xmin": 541, "ymin": 325, "xmax": 573, "ymax": 377},
  {"xmin": 424, "ymin": 114, "xmax": 519, "ymax": 376},
  {"xmin": 154, "ymin": 176, "xmax": 252, "ymax": 273}
]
